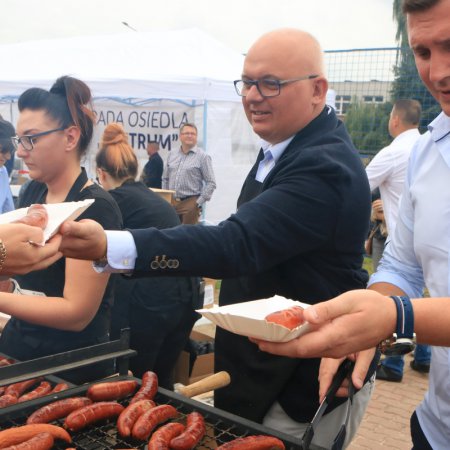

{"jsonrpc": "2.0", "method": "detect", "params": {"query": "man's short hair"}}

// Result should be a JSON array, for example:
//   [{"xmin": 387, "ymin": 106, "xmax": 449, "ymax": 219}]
[
  {"xmin": 0, "ymin": 118, "xmax": 15, "ymax": 155},
  {"xmin": 180, "ymin": 123, "xmax": 197, "ymax": 134},
  {"xmin": 402, "ymin": 0, "xmax": 440, "ymax": 13},
  {"xmin": 393, "ymin": 99, "xmax": 422, "ymax": 126}
]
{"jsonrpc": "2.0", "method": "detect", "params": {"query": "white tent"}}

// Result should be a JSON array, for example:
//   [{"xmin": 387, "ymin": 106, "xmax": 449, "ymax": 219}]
[{"xmin": 0, "ymin": 28, "xmax": 260, "ymax": 223}]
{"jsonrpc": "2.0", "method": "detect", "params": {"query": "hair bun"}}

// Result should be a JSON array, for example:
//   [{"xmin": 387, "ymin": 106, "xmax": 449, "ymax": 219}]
[
  {"xmin": 49, "ymin": 77, "xmax": 67, "ymax": 96},
  {"xmin": 101, "ymin": 123, "xmax": 128, "ymax": 146}
]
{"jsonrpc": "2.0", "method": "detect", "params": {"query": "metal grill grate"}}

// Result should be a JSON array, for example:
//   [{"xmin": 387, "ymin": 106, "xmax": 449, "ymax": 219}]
[{"xmin": 0, "ymin": 378, "xmax": 302, "ymax": 449}]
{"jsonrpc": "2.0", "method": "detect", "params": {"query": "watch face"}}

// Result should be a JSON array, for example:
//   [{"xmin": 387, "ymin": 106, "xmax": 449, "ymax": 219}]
[{"xmin": 382, "ymin": 338, "xmax": 416, "ymax": 356}]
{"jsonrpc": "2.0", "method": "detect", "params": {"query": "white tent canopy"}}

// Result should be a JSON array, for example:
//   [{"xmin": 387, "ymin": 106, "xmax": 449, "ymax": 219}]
[
  {"xmin": 0, "ymin": 29, "xmax": 260, "ymax": 224},
  {"xmin": 0, "ymin": 28, "xmax": 245, "ymax": 102}
]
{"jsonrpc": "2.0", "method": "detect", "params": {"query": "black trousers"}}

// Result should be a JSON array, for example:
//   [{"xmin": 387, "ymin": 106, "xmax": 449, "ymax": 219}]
[
  {"xmin": 126, "ymin": 302, "xmax": 199, "ymax": 389},
  {"xmin": 410, "ymin": 411, "xmax": 433, "ymax": 450}
]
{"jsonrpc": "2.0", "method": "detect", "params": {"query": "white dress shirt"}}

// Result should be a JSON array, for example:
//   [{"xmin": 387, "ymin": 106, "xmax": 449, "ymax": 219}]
[
  {"xmin": 365, "ymin": 128, "xmax": 421, "ymax": 235},
  {"xmin": 369, "ymin": 112, "xmax": 450, "ymax": 449}
]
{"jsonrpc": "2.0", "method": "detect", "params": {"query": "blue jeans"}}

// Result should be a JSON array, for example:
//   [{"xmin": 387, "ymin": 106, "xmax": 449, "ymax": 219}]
[{"xmin": 381, "ymin": 344, "xmax": 431, "ymax": 374}]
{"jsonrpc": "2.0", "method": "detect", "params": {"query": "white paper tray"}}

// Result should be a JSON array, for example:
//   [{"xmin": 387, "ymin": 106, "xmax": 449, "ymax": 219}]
[
  {"xmin": 0, "ymin": 199, "xmax": 95, "ymax": 242},
  {"xmin": 197, "ymin": 296, "xmax": 311, "ymax": 343}
]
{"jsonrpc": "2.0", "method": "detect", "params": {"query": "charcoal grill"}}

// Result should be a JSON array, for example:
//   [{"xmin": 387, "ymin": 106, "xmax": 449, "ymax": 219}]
[
  {"xmin": 0, "ymin": 330, "xmax": 304, "ymax": 449},
  {"xmin": 0, "ymin": 380, "xmax": 305, "ymax": 449}
]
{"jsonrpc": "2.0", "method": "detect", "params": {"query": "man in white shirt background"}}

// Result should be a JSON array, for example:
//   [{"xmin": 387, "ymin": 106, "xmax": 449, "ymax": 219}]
[{"xmin": 366, "ymin": 98, "xmax": 430, "ymax": 382}]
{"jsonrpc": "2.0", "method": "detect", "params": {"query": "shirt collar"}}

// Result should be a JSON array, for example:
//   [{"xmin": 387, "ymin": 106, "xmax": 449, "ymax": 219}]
[
  {"xmin": 260, "ymin": 135, "xmax": 295, "ymax": 163},
  {"xmin": 428, "ymin": 111, "xmax": 450, "ymax": 167},
  {"xmin": 180, "ymin": 145, "xmax": 197, "ymax": 154},
  {"xmin": 428, "ymin": 111, "xmax": 450, "ymax": 142}
]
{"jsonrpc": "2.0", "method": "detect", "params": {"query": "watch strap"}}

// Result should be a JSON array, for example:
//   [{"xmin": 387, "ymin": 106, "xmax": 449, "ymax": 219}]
[{"xmin": 390, "ymin": 295, "xmax": 414, "ymax": 339}]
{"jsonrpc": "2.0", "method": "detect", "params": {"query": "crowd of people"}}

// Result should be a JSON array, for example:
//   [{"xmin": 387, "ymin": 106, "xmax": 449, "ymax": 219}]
[{"xmin": 1, "ymin": 0, "xmax": 450, "ymax": 448}]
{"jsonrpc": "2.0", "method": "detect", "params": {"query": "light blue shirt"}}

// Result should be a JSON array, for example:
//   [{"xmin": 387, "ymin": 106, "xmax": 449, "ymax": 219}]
[
  {"xmin": 255, "ymin": 136, "xmax": 294, "ymax": 182},
  {"xmin": 0, "ymin": 166, "xmax": 14, "ymax": 214},
  {"xmin": 369, "ymin": 111, "xmax": 450, "ymax": 449}
]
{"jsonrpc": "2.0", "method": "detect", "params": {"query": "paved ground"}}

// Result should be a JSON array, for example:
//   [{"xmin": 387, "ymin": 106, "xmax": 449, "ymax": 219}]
[{"xmin": 349, "ymin": 354, "xmax": 429, "ymax": 450}]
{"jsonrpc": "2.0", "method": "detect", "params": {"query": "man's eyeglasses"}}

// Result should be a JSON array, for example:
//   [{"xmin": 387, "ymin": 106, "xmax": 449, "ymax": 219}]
[
  {"xmin": 234, "ymin": 75, "xmax": 319, "ymax": 98},
  {"xmin": 11, "ymin": 127, "xmax": 66, "ymax": 152}
]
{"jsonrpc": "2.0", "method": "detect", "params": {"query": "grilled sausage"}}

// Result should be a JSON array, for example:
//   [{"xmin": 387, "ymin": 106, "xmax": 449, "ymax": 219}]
[
  {"xmin": 170, "ymin": 411, "xmax": 206, "ymax": 450},
  {"xmin": 18, "ymin": 381, "xmax": 52, "ymax": 403},
  {"xmin": 131, "ymin": 404, "xmax": 178, "ymax": 441},
  {"xmin": 130, "ymin": 371, "xmax": 158, "ymax": 404},
  {"xmin": 1, "ymin": 431, "xmax": 54, "ymax": 450},
  {"xmin": 217, "ymin": 435, "xmax": 286, "ymax": 449},
  {"xmin": 0, "ymin": 424, "xmax": 71, "ymax": 447},
  {"xmin": 27, "ymin": 397, "xmax": 93, "ymax": 424},
  {"xmin": 49, "ymin": 383, "xmax": 69, "ymax": 394},
  {"xmin": 148, "ymin": 422, "xmax": 185, "ymax": 450},
  {"xmin": 86, "ymin": 379, "xmax": 138, "ymax": 402},
  {"xmin": 117, "ymin": 399, "xmax": 156, "ymax": 437},
  {"xmin": 264, "ymin": 306, "xmax": 305, "ymax": 330},
  {"xmin": 0, "ymin": 394, "xmax": 18, "ymax": 408},
  {"xmin": 0, "ymin": 356, "xmax": 14, "ymax": 367},
  {"xmin": 5, "ymin": 378, "xmax": 41, "ymax": 398},
  {"xmin": 64, "ymin": 401, "xmax": 124, "ymax": 432}
]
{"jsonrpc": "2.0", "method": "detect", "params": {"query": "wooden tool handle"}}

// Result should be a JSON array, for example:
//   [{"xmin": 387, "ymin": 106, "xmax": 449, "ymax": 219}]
[{"xmin": 177, "ymin": 371, "xmax": 230, "ymax": 398}]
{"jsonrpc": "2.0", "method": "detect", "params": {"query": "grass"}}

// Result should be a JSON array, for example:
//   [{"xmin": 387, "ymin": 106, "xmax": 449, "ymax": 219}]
[{"xmin": 363, "ymin": 256, "xmax": 374, "ymax": 276}]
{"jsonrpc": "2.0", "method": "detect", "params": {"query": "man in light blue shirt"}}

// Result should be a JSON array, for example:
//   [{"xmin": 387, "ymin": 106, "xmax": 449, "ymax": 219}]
[
  {"xmin": 250, "ymin": 1, "xmax": 450, "ymax": 448},
  {"xmin": 0, "ymin": 119, "xmax": 15, "ymax": 214}
]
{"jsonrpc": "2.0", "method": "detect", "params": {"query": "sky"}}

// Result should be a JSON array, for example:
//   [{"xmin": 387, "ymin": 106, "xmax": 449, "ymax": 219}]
[{"xmin": 1, "ymin": 0, "xmax": 398, "ymax": 53}]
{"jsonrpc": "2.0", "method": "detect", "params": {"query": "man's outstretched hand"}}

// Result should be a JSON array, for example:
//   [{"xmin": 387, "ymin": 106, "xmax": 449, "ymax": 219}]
[{"xmin": 59, "ymin": 219, "xmax": 107, "ymax": 261}]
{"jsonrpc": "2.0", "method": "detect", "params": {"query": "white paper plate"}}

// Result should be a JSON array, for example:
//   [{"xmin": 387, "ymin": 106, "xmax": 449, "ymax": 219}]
[
  {"xmin": 197, "ymin": 296, "xmax": 311, "ymax": 343},
  {"xmin": 0, "ymin": 199, "xmax": 95, "ymax": 242}
]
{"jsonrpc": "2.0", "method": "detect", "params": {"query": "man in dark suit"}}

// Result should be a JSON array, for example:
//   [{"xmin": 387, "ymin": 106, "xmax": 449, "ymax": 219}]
[
  {"xmin": 140, "ymin": 141, "xmax": 163, "ymax": 188},
  {"xmin": 59, "ymin": 28, "xmax": 376, "ymax": 448}
]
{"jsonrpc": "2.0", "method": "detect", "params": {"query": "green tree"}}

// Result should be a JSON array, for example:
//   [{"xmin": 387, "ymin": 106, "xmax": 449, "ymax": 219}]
[
  {"xmin": 391, "ymin": 0, "xmax": 440, "ymax": 130},
  {"xmin": 344, "ymin": 100, "xmax": 392, "ymax": 157}
]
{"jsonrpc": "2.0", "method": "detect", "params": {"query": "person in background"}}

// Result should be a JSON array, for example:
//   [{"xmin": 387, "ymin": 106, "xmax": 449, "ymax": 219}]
[
  {"xmin": 162, "ymin": 123, "xmax": 216, "ymax": 224},
  {"xmin": 140, "ymin": 140, "xmax": 163, "ymax": 189},
  {"xmin": 96, "ymin": 123, "xmax": 201, "ymax": 388},
  {"xmin": 0, "ymin": 119, "xmax": 15, "ymax": 213},
  {"xmin": 254, "ymin": 1, "xmax": 450, "ymax": 448},
  {"xmin": 58, "ymin": 28, "xmax": 376, "ymax": 449},
  {"xmin": 365, "ymin": 98, "xmax": 430, "ymax": 381},
  {"xmin": 5, "ymin": 75, "xmax": 122, "ymax": 384},
  {"xmin": 366, "ymin": 189, "xmax": 387, "ymax": 271}
]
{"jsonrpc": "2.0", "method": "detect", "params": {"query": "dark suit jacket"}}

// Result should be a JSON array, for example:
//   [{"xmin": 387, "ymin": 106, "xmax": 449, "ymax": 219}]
[
  {"xmin": 141, "ymin": 153, "xmax": 163, "ymax": 189},
  {"xmin": 130, "ymin": 107, "xmax": 374, "ymax": 422}
]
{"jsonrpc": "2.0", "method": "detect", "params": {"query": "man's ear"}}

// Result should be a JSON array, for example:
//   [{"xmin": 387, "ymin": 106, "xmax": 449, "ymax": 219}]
[
  {"xmin": 392, "ymin": 114, "xmax": 400, "ymax": 128},
  {"xmin": 312, "ymin": 77, "xmax": 329, "ymax": 105}
]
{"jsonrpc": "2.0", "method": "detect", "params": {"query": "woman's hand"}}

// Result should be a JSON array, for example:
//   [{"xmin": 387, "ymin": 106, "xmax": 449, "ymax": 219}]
[{"xmin": 0, "ymin": 224, "xmax": 62, "ymax": 275}]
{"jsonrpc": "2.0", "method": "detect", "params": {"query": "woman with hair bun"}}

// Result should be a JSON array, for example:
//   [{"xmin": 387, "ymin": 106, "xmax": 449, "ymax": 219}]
[
  {"xmin": 3, "ymin": 76, "xmax": 122, "ymax": 383},
  {"xmin": 96, "ymin": 123, "xmax": 200, "ymax": 388}
]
